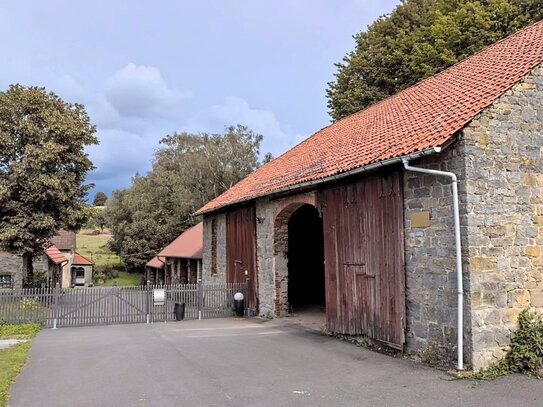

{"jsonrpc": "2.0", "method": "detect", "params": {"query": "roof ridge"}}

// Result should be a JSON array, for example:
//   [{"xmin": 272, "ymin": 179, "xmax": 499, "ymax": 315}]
[
  {"xmin": 196, "ymin": 19, "xmax": 543, "ymax": 215},
  {"xmin": 239, "ymin": 19, "xmax": 543, "ymax": 187},
  {"xmin": 333, "ymin": 19, "xmax": 543, "ymax": 127}
]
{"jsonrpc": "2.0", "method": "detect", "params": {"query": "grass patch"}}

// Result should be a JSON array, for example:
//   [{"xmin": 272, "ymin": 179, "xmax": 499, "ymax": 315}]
[
  {"xmin": 0, "ymin": 324, "xmax": 41, "ymax": 407},
  {"xmin": 100, "ymin": 271, "xmax": 142, "ymax": 286},
  {"xmin": 76, "ymin": 228, "xmax": 123, "ymax": 270},
  {"xmin": 0, "ymin": 323, "xmax": 41, "ymax": 339}
]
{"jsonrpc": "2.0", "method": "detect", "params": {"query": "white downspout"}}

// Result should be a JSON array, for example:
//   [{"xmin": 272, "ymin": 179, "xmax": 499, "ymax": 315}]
[{"xmin": 402, "ymin": 156, "xmax": 464, "ymax": 371}]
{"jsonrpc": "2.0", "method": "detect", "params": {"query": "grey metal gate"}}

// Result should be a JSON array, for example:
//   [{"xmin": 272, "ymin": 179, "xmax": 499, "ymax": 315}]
[{"xmin": 0, "ymin": 282, "xmax": 248, "ymax": 328}]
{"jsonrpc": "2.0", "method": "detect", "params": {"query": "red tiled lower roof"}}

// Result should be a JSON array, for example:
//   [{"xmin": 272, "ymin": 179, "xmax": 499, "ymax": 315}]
[
  {"xmin": 158, "ymin": 223, "xmax": 203, "ymax": 259},
  {"xmin": 72, "ymin": 252, "xmax": 93, "ymax": 266},
  {"xmin": 196, "ymin": 20, "xmax": 543, "ymax": 215},
  {"xmin": 146, "ymin": 256, "xmax": 165, "ymax": 269},
  {"xmin": 45, "ymin": 245, "xmax": 68, "ymax": 265}
]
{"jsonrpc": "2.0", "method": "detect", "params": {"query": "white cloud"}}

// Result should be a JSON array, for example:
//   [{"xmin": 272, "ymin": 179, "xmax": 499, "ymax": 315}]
[
  {"xmin": 48, "ymin": 67, "xmax": 303, "ymax": 196},
  {"xmin": 105, "ymin": 63, "xmax": 191, "ymax": 119},
  {"xmin": 185, "ymin": 96, "xmax": 305, "ymax": 157}
]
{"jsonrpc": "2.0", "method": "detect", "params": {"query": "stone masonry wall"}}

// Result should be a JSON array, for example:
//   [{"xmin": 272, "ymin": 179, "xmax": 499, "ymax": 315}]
[
  {"xmin": 201, "ymin": 213, "xmax": 227, "ymax": 284},
  {"xmin": 255, "ymin": 192, "xmax": 317, "ymax": 318},
  {"xmin": 0, "ymin": 251, "xmax": 23, "ymax": 289},
  {"xmin": 403, "ymin": 145, "xmax": 471, "ymax": 364},
  {"xmin": 461, "ymin": 64, "xmax": 543, "ymax": 370}
]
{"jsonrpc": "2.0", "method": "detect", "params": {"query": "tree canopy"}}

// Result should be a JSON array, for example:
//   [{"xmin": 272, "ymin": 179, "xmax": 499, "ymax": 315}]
[
  {"xmin": 93, "ymin": 191, "xmax": 107, "ymax": 206},
  {"xmin": 0, "ymin": 84, "xmax": 98, "ymax": 286},
  {"xmin": 106, "ymin": 125, "xmax": 269, "ymax": 272},
  {"xmin": 327, "ymin": 0, "xmax": 543, "ymax": 121}
]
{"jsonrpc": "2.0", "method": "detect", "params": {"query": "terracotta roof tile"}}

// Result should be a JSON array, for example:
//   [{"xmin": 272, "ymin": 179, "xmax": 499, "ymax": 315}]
[
  {"xmin": 45, "ymin": 245, "xmax": 68, "ymax": 265},
  {"xmin": 196, "ymin": 20, "xmax": 543, "ymax": 215},
  {"xmin": 158, "ymin": 223, "xmax": 203, "ymax": 259},
  {"xmin": 146, "ymin": 256, "xmax": 165, "ymax": 269},
  {"xmin": 72, "ymin": 252, "xmax": 94, "ymax": 266}
]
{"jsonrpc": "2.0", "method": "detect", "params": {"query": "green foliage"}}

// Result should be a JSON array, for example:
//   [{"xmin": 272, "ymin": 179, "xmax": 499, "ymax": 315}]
[
  {"xmin": 18, "ymin": 298, "xmax": 39, "ymax": 311},
  {"xmin": 98, "ymin": 271, "xmax": 142, "ymax": 286},
  {"xmin": 93, "ymin": 191, "xmax": 107, "ymax": 206},
  {"xmin": 105, "ymin": 125, "xmax": 268, "ymax": 272},
  {"xmin": 0, "ymin": 84, "xmax": 98, "ymax": 286},
  {"xmin": 0, "ymin": 323, "xmax": 41, "ymax": 339},
  {"xmin": 327, "ymin": 0, "xmax": 543, "ymax": 120},
  {"xmin": 32, "ymin": 270, "xmax": 48, "ymax": 288},
  {"xmin": 85, "ymin": 206, "xmax": 108, "ymax": 231},
  {"xmin": 506, "ymin": 309, "xmax": 543, "ymax": 376},
  {"xmin": 475, "ymin": 309, "xmax": 543, "ymax": 379},
  {"xmin": 0, "ymin": 323, "xmax": 41, "ymax": 407}
]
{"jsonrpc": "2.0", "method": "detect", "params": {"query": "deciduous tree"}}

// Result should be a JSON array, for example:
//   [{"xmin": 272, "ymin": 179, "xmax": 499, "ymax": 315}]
[
  {"xmin": 0, "ymin": 84, "xmax": 98, "ymax": 286},
  {"xmin": 106, "ymin": 125, "xmax": 269, "ymax": 271},
  {"xmin": 93, "ymin": 191, "xmax": 107, "ymax": 206},
  {"xmin": 327, "ymin": 0, "xmax": 543, "ymax": 121}
]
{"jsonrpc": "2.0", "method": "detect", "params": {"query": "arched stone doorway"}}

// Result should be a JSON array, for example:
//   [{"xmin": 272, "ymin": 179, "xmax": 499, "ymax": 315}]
[
  {"xmin": 273, "ymin": 203, "xmax": 325, "ymax": 316},
  {"xmin": 288, "ymin": 205, "xmax": 325, "ymax": 310}
]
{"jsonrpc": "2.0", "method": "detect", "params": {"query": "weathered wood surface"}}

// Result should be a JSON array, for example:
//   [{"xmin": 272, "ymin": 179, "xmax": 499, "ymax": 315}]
[
  {"xmin": 319, "ymin": 171, "xmax": 405, "ymax": 348},
  {"xmin": 226, "ymin": 205, "xmax": 258, "ymax": 311}
]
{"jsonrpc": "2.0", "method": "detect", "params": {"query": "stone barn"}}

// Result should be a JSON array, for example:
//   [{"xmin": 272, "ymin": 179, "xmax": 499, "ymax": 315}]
[{"xmin": 195, "ymin": 21, "xmax": 543, "ymax": 371}]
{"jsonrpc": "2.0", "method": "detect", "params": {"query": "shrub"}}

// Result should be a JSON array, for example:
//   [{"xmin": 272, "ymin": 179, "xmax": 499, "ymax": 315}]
[
  {"xmin": 32, "ymin": 270, "xmax": 48, "ymax": 288},
  {"xmin": 476, "ymin": 309, "xmax": 543, "ymax": 379},
  {"xmin": 19, "ymin": 298, "xmax": 39, "ymax": 311},
  {"xmin": 506, "ymin": 309, "xmax": 543, "ymax": 377}
]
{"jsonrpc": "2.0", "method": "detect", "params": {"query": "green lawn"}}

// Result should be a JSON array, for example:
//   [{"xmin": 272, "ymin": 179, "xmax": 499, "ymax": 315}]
[
  {"xmin": 76, "ymin": 229, "xmax": 144, "ymax": 286},
  {"xmin": 0, "ymin": 324, "xmax": 41, "ymax": 407},
  {"xmin": 76, "ymin": 228, "xmax": 122, "ymax": 270},
  {"xmin": 100, "ymin": 271, "xmax": 142, "ymax": 286}
]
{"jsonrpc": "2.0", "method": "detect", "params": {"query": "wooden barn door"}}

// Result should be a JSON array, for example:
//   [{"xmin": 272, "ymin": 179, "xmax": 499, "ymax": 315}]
[
  {"xmin": 226, "ymin": 206, "xmax": 258, "ymax": 312},
  {"xmin": 319, "ymin": 171, "xmax": 405, "ymax": 348}
]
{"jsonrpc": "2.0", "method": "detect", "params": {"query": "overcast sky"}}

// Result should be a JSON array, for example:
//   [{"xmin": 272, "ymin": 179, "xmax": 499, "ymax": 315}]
[{"xmin": 0, "ymin": 0, "xmax": 399, "ymax": 198}]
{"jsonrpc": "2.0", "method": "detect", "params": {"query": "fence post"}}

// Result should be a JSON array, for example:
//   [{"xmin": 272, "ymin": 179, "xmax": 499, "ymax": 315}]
[
  {"xmin": 53, "ymin": 282, "xmax": 60, "ymax": 329},
  {"xmin": 146, "ymin": 280, "xmax": 150, "ymax": 324},
  {"xmin": 197, "ymin": 281, "xmax": 203, "ymax": 321},
  {"xmin": 245, "ymin": 278, "xmax": 251, "ymax": 317}
]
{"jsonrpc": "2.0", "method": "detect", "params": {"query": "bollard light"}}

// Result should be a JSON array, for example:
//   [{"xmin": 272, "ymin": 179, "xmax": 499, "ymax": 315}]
[{"xmin": 234, "ymin": 292, "xmax": 244, "ymax": 317}]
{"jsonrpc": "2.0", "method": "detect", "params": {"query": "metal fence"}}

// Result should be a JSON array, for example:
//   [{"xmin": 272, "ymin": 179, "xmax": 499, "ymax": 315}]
[{"xmin": 0, "ymin": 282, "xmax": 248, "ymax": 328}]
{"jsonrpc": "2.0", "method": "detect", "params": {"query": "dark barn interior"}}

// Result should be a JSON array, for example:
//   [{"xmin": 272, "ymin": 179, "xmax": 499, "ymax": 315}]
[{"xmin": 287, "ymin": 204, "xmax": 325, "ymax": 311}]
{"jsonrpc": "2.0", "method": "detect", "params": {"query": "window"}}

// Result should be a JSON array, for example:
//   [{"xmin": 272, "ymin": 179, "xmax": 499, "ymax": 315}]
[
  {"xmin": 0, "ymin": 274, "xmax": 13, "ymax": 288},
  {"xmin": 211, "ymin": 219, "xmax": 218, "ymax": 276}
]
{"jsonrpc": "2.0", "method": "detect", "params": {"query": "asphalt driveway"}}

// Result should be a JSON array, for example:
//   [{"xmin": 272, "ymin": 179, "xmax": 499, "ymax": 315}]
[{"xmin": 9, "ymin": 318, "xmax": 543, "ymax": 407}]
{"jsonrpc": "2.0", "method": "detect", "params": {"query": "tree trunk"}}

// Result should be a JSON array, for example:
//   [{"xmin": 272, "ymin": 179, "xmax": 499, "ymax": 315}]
[{"xmin": 22, "ymin": 253, "xmax": 34, "ymax": 288}]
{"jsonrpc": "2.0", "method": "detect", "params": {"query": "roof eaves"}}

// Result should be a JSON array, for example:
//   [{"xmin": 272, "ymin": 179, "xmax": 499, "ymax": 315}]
[{"xmin": 195, "ymin": 145, "xmax": 444, "ymax": 216}]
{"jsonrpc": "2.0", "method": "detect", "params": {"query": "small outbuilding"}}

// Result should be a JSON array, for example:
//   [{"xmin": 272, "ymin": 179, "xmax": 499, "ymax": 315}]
[
  {"xmin": 196, "ymin": 21, "xmax": 543, "ymax": 371},
  {"xmin": 146, "ymin": 223, "xmax": 203, "ymax": 285},
  {"xmin": 70, "ymin": 252, "xmax": 94, "ymax": 287}
]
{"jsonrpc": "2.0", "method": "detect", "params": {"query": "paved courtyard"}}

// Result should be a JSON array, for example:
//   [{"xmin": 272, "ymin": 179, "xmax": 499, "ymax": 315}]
[{"xmin": 9, "ymin": 318, "xmax": 543, "ymax": 407}]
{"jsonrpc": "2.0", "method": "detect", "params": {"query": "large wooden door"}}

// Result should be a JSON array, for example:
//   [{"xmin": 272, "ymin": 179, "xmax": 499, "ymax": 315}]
[
  {"xmin": 226, "ymin": 205, "xmax": 258, "ymax": 311},
  {"xmin": 319, "ymin": 171, "xmax": 405, "ymax": 348}
]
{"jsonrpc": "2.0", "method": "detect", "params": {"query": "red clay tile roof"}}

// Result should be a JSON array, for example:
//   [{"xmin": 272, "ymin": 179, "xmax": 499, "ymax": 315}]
[
  {"xmin": 196, "ymin": 20, "xmax": 543, "ymax": 215},
  {"xmin": 146, "ymin": 256, "xmax": 165, "ymax": 269},
  {"xmin": 158, "ymin": 222, "xmax": 203, "ymax": 259},
  {"xmin": 45, "ymin": 245, "xmax": 68, "ymax": 265},
  {"xmin": 50, "ymin": 230, "xmax": 76, "ymax": 251},
  {"xmin": 72, "ymin": 252, "xmax": 94, "ymax": 266}
]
